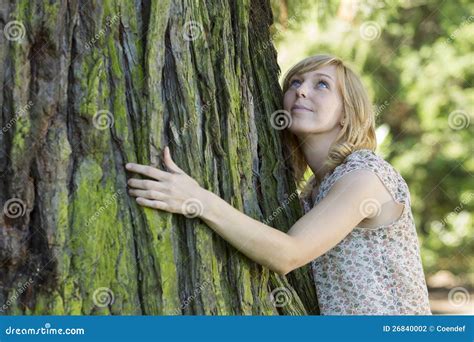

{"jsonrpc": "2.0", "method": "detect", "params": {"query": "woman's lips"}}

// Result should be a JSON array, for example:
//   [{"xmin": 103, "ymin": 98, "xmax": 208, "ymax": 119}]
[{"xmin": 291, "ymin": 104, "xmax": 312, "ymax": 112}]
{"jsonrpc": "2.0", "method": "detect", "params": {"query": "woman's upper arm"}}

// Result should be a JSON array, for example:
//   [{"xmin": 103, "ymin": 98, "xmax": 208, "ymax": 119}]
[{"xmin": 285, "ymin": 169, "xmax": 392, "ymax": 271}]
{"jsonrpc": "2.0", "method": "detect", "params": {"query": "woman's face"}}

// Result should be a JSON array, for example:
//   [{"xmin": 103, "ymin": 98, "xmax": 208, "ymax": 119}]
[{"xmin": 283, "ymin": 65, "xmax": 344, "ymax": 136}]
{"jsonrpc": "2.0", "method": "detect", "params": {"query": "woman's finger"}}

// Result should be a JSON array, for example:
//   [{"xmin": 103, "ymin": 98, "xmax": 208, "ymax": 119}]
[
  {"xmin": 164, "ymin": 146, "xmax": 185, "ymax": 174},
  {"xmin": 136, "ymin": 197, "xmax": 170, "ymax": 211},
  {"xmin": 128, "ymin": 189, "xmax": 167, "ymax": 201},
  {"xmin": 127, "ymin": 178, "xmax": 164, "ymax": 191},
  {"xmin": 126, "ymin": 163, "xmax": 171, "ymax": 181}
]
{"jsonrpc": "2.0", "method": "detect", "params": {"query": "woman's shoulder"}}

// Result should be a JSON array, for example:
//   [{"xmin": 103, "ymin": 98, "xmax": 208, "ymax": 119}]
[
  {"xmin": 345, "ymin": 148, "xmax": 379, "ymax": 164},
  {"xmin": 320, "ymin": 149, "xmax": 410, "ymax": 206},
  {"xmin": 322, "ymin": 149, "xmax": 379, "ymax": 183},
  {"xmin": 333, "ymin": 149, "xmax": 397, "ymax": 179}
]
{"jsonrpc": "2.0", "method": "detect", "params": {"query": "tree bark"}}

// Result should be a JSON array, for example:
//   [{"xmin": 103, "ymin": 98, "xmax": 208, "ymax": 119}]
[{"xmin": 0, "ymin": 0, "xmax": 318, "ymax": 315}]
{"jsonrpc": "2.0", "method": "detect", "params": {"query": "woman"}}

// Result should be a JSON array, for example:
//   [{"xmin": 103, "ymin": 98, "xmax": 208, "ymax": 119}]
[{"xmin": 125, "ymin": 54, "xmax": 432, "ymax": 315}]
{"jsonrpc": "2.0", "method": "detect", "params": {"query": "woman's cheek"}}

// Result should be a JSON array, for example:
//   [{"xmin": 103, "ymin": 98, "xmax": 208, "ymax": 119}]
[{"xmin": 283, "ymin": 93, "xmax": 293, "ymax": 111}]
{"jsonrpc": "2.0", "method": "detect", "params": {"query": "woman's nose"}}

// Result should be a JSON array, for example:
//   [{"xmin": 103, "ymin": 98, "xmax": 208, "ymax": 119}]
[
  {"xmin": 296, "ymin": 87, "xmax": 307, "ymax": 98},
  {"xmin": 296, "ymin": 82, "xmax": 308, "ymax": 98}
]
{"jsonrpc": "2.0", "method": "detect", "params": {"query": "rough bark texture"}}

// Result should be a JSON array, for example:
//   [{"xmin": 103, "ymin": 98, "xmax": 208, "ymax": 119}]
[{"xmin": 0, "ymin": 0, "xmax": 318, "ymax": 315}]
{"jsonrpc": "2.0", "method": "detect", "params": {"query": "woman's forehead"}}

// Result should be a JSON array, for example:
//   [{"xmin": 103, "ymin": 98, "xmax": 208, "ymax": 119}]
[{"xmin": 298, "ymin": 65, "xmax": 337, "ymax": 78}]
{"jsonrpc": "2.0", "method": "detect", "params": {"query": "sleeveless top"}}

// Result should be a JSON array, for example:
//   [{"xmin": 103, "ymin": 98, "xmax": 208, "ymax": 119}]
[{"xmin": 301, "ymin": 149, "xmax": 432, "ymax": 315}]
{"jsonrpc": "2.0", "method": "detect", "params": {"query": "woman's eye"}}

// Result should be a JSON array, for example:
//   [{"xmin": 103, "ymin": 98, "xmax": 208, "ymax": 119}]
[
  {"xmin": 290, "ymin": 79, "xmax": 301, "ymax": 87},
  {"xmin": 316, "ymin": 80, "xmax": 329, "ymax": 89},
  {"xmin": 290, "ymin": 79, "xmax": 329, "ymax": 89}
]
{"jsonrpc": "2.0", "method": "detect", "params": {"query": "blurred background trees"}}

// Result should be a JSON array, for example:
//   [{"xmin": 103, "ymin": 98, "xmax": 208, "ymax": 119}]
[{"xmin": 270, "ymin": 0, "xmax": 473, "ymax": 314}]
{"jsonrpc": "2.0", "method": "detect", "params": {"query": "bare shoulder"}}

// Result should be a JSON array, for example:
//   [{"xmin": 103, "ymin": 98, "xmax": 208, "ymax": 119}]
[
  {"xmin": 330, "ymin": 168, "xmax": 404, "ymax": 227},
  {"xmin": 330, "ymin": 169, "xmax": 393, "ymax": 206}
]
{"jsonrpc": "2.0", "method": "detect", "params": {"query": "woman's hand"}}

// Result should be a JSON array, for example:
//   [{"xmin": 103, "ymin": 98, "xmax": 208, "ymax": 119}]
[{"xmin": 125, "ymin": 146, "xmax": 206, "ymax": 218}]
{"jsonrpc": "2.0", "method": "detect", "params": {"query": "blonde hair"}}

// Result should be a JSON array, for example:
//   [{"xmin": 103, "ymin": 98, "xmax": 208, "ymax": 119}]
[{"xmin": 281, "ymin": 54, "xmax": 377, "ymax": 195}]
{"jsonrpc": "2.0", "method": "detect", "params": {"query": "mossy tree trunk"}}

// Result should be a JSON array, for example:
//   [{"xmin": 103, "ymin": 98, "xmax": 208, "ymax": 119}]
[{"xmin": 0, "ymin": 0, "xmax": 318, "ymax": 315}]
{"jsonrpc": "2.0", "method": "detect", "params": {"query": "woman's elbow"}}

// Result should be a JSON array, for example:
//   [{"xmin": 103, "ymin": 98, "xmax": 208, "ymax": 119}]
[
  {"xmin": 274, "ymin": 243, "xmax": 301, "ymax": 276},
  {"xmin": 276, "ymin": 237, "xmax": 320, "ymax": 276},
  {"xmin": 272, "ymin": 266, "xmax": 291, "ymax": 277},
  {"xmin": 278, "ymin": 267, "xmax": 293, "ymax": 277},
  {"xmin": 274, "ymin": 260, "xmax": 298, "ymax": 276}
]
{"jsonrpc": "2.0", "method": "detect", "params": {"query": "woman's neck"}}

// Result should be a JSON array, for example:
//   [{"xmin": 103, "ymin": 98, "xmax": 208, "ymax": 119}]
[{"xmin": 297, "ymin": 127, "xmax": 341, "ymax": 182}]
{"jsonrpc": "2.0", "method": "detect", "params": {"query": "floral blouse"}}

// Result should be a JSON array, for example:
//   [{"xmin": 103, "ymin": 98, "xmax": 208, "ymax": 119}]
[{"xmin": 301, "ymin": 149, "xmax": 432, "ymax": 315}]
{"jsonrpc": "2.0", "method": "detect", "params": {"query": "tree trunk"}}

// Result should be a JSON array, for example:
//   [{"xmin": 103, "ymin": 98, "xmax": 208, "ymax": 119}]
[{"xmin": 0, "ymin": 0, "xmax": 318, "ymax": 315}]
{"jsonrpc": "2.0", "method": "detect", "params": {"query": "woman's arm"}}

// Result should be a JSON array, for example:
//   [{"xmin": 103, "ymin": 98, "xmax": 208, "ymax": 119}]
[
  {"xmin": 126, "ymin": 147, "xmax": 389, "ymax": 275},
  {"xmin": 199, "ymin": 169, "xmax": 386, "ymax": 275},
  {"xmin": 198, "ymin": 189, "xmax": 297, "ymax": 275}
]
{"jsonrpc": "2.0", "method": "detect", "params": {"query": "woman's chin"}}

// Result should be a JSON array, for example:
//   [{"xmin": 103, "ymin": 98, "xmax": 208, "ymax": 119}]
[{"xmin": 286, "ymin": 123, "xmax": 316, "ymax": 136}]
